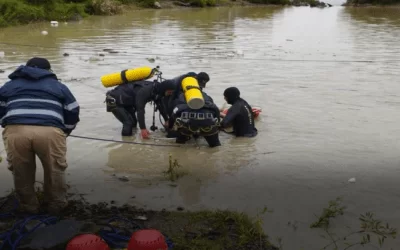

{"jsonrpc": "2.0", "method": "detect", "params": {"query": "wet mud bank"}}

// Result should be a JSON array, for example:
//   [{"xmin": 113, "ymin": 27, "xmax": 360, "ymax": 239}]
[{"xmin": 0, "ymin": 192, "xmax": 278, "ymax": 250}]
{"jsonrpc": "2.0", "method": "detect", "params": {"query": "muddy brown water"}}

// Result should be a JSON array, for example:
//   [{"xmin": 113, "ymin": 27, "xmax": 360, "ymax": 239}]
[{"xmin": 1, "ymin": 5, "xmax": 400, "ymax": 250}]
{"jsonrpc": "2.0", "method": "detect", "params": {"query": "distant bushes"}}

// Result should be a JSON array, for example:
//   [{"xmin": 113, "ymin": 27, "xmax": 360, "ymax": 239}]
[
  {"xmin": 188, "ymin": 0, "xmax": 218, "ymax": 7},
  {"xmin": 0, "ymin": 0, "xmax": 221, "ymax": 27},
  {"xmin": 246, "ymin": 0, "xmax": 290, "ymax": 4},
  {"xmin": 0, "ymin": 0, "xmax": 89, "ymax": 27},
  {"xmin": 86, "ymin": 0, "xmax": 123, "ymax": 15}
]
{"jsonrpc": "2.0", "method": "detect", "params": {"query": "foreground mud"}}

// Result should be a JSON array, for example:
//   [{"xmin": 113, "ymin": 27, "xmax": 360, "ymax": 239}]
[{"xmin": 0, "ymin": 193, "xmax": 278, "ymax": 250}]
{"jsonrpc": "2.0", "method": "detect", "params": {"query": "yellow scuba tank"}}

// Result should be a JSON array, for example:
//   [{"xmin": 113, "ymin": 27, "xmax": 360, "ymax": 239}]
[
  {"xmin": 181, "ymin": 76, "xmax": 205, "ymax": 110},
  {"xmin": 100, "ymin": 66, "xmax": 155, "ymax": 88}
]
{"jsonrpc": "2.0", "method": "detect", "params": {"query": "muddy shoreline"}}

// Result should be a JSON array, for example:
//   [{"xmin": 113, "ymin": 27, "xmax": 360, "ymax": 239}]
[{"xmin": 0, "ymin": 192, "xmax": 278, "ymax": 250}]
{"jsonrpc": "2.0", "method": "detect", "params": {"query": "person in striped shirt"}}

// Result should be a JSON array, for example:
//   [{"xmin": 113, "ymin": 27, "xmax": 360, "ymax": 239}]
[{"xmin": 0, "ymin": 57, "xmax": 80, "ymax": 215}]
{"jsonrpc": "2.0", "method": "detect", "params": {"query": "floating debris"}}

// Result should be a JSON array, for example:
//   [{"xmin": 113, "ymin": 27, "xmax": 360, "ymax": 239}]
[
  {"xmin": 118, "ymin": 176, "xmax": 129, "ymax": 182},
  {"xmin": 41, "ymin": 31, "xmax": 48, "ymax": 35},
  {"xmin": 135, "ymin": 215, "xmax": 148, "ymax": 221},
  {"xmin": 0, "ymin": 51, "xmax": 5, "ymax": 58},
  {"xmin": 348, "ymin": 177, "xmax": 356, "ymax": 183},
  {"xmin": 50, "ymin": 21, "xmax": 59, "ymax": 27},
  {"xmin": 63, "ymin": 53, "xmax": 69, "ymax": 57},
  {"xmin": 147, "ymin": 58, "xmax": 155, "ymax": 63}
]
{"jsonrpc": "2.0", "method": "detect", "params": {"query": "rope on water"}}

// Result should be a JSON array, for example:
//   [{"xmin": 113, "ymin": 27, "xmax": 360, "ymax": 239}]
[{"xmin": 69, "ymin": 134, "xmax": 181, "ymax": 147}]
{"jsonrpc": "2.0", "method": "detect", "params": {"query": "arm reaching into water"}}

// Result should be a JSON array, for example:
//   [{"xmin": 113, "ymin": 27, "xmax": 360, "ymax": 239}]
[{"xmin": 135, "ymin": 84, "xmax": 153, "ymax": 139}]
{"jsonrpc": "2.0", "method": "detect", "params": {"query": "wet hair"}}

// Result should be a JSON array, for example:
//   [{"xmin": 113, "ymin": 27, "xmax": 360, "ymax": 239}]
[
  {"xmin": 196, "ymin": 72, "xmax": 210, "ymax": 88},
  {"xmin": 223, "ymin": 87, "xmax": 240, "ymax": 104},
  {"xmin": 26, "ymin": 57, "xmax": 51, "ymax": 70}
]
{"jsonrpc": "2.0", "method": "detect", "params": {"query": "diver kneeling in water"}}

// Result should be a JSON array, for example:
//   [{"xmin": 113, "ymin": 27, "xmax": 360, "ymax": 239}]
[
  {"xmin": 220, "ymin": 87, "xmax": 258, "ymax": 137},
  {"xmin": 168, "ymin": 92, "xmax": 221, "ymax": 147}
]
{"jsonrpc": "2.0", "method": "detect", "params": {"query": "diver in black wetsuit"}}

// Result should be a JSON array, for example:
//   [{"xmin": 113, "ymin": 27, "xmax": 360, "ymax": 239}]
[
  {"xmin": 105, "ymin": 80, "xmax": 169, "ymax": 138},
  {"xmin": 220, "ymin": 87, "xmax": 258, "ymax": 137},
  {"xmin": 166, "ymin": 72, "xmax": 210, "ymax": 117},
  {"xmin": 168, "ymin": 91, "xmax": 221, "ymax": 147},
  {"xmin": 160, "ymin": 72, "xmax": 210, "ymax": 138}
]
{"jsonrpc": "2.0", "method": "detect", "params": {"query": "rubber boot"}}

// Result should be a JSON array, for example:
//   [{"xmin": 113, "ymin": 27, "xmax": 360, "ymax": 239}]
[{"xmin": 112, "ymin": 107, "xmax": 134, "ymax": 136}]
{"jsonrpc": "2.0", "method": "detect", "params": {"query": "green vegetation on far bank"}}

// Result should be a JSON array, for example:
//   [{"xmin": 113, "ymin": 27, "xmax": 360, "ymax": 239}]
[{"xmin": 0, "ymin": 0, "xmax": 330, "ymax": 28}]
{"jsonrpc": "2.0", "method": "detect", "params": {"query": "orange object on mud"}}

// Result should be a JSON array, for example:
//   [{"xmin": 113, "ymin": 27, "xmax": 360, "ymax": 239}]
[
  {"xmin": 222, "ymin": 107, "xmax": 262, "ymax": 118},
  {"xmin": 66, "ymin": 234, "xmax": 110, "ymax": 250},
  {"xmin": 128, "ymin": 229, "xmax": 168, "ymax": 250}
]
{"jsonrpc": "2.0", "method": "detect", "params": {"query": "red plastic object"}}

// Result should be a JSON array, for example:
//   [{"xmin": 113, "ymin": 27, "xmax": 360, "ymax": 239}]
[
  {"xmin": 128, "ymin": 229, "xmax": 168, "ymax": 250},
  {"xmin": 66, "ymin": 234, "xmax": 110, "ymax": 250}
]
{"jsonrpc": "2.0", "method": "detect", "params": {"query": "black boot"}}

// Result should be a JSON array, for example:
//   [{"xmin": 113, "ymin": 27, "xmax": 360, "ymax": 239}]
[{"xmin": 112, "ymin": 107, "xmax": 134, "ymax": 136}]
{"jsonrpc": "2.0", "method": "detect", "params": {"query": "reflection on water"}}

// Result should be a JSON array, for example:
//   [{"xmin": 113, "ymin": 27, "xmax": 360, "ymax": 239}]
[{"xmin": 1, "ymin": 6, "xmax": 400, "ymax": 250}]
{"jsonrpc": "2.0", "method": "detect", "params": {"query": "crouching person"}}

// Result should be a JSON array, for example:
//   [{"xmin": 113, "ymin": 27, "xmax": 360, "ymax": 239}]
[
  {"xmin": 169, "ymin": 93, "xmax": 221, "ymax": 148},
  {"xmin": 0, "ymin": 57, "xmax": 80, "ymax": 215}
]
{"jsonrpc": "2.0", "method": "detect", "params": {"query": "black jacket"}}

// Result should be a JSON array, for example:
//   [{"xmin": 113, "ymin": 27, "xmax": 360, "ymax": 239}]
[
  {"xmin": 108, "ymin": 80, "xmax": 165, "ymax": 130},
  {"xmin": 220, "ymin": 98, "xmax": 258, "ymax": 137}
]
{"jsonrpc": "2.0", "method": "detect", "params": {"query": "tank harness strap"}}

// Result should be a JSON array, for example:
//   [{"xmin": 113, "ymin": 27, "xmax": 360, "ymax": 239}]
[
  {"xmin": 173, "ymin": 112, "xmax": 220, "ymax": 136},
  {"xmin": 180, "ymin": 112, "xmax": 214, "ymax": 120},
  {"xmin": 120, "ymin": 69, "xmax": 129, "ymax": 84},
  {"xmin": 186, "ymin": 86, "xmax": 201, "ymax": 91}
]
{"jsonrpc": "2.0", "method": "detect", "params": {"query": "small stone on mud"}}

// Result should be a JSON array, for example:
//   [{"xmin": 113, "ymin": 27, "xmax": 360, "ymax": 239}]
[{"xmin": 177, "ymin": 206, "xmax": 184, "ymax": 211}]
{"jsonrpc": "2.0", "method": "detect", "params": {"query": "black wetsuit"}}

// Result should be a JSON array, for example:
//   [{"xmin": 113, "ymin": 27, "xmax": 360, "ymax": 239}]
[
  {"xmin": 169, "ymin": 92, "xmax": 221, "ymax": 147},
  {"xmin": 153, "ymin": 78, "xmax": 179, "ymax": 124},
  {"xmin": 105, "ymin": 80, "xmax": 169, "ymax": 136},
  {"xmin": 168, "ymin": 72, "xmax": 198, "ymax": 116},
  {"xmin": 220, "ymin": 98, "xmax": 258, "ymax": 137}
]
